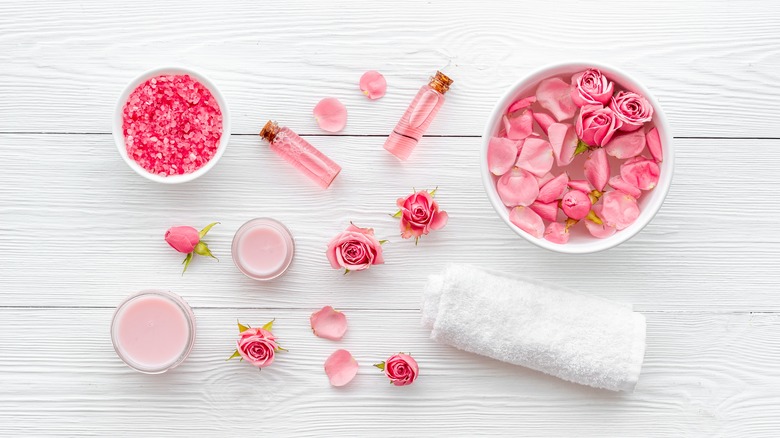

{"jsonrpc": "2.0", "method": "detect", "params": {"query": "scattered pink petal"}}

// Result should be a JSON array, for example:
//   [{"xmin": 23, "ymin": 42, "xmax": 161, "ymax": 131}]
[
  {"xmin": 547, "ymin": 123, "xmax": 577, "ymax": 167},
  {"xmin": 532, "ymin": 112, "xmax": 557, "ymax": 135},
  {"xmin": 507, "ymin": 96, "xmax": 536, "ymax": 113},
  {"xmin": 359, "ymin": 70, "xmax": 387, "ymax": 100},
  {"xmin": 600, "ymin": 191, "xmax": 640, "ymax": 230},
  {"xmin": 530, "ymin": 200, "xmax": 559, "ymax": 222},
  {"xmin": 584, "ymin": 148, "xmax": 609, "ymax": 192},
  {"xmin": 620, "ymin": 157, "xmax": 660, "ymax": 190},
  {"xmin": 310, "ymin": 306, "xmax": 348, "ymax": 341},
  {"xmin": 536, "ymin": 77, "xmax": 577, "ymax": 121},
  {"xmin": 536, "ymin": 172, "xmax": 555, "ymax": 187},
  {"xmin": 568, "ymin": 179, "xmax": 592, "ymax": 193},
  {"xmin": 509, "ymin": 206, "xmax": 544, "ymax": 238},
  {"xmin": 537, "ymin": 173, "xmax": 569, "ymax": 203},
  {"xmin": 324, "ymin": 349, "xmax": 359, "ymax": 387},
  {"xmin": 487, "ymin": 137, "xmax": 519, "ymax": 176},
  {"xmin": 497, "ymin": 167, "xmax": 539, "ymax": 207},
  {"xmin": 313, "ymin": 97, "xmax": 348, "ymax": 132},
  {"xmin": 544, "ymin": 222, "xmax": 570, "ymax": 244},
  {"xmin": 605, "ymin": 129, "xmax": 646, "ymax": 159},
  {"xmin": 646, "ymin": 127, "xmax": 663, "ymax": 162},
  {"xmin": 585, "ymin": 204, "xmax": 617, "ymax": 238},
  {"xmin": 609, "ymin": 175, "xmax": 642, "ymax": 198},
  {"xmin": 561, "ymin": 190, "xmax": 591, "ymax": 220},
  {"xmin": 516, "ymin": 138, "xmax": 553, "ymax": 177},
  {"xmin": 503, "ymin": 109, "xmax": 534, "ymax": 140}
]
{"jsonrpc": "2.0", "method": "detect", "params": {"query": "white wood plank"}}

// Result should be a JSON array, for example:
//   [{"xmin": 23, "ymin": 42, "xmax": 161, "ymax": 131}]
[
  {"xmin": 0, "ymin": 308, "xmax": 778, "ymax": 436},
  {"xmin": 1, "ymin": 134, "xmax": 778, "ymax": 311},
  {"xmin": 0, "ymin": 0, "xmax": 779, "ymax": 137}
]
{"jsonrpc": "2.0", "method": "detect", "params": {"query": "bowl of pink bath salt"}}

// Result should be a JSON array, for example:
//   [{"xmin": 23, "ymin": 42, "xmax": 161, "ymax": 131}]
[
  {"xmin": 481, "ymin": 62, "xmax": 673, "ymax": 254},
  {"xmin": 113, "ymin": 67, "xmax": 230, "ymax": 183}
]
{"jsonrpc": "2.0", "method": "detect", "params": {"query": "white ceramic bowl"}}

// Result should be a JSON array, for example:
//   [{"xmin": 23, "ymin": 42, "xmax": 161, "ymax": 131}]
[
  {"xmin": 481, "ymin": 62, "xmax": 674, "ymax": 254},
  {"xmin": 113, "ymin": 66, "xmax": 231, "ymax": 184}
]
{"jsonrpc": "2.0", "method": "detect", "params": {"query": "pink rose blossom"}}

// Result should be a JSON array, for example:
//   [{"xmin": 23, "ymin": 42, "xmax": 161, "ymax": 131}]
[
  {"xmin": 165, "ymin": 226, "xmax": 199, "ymax": 253},
  {"xmin": 561, "ymin": 190, "xmax": 592, "ymax": 220},
  {"xmin": 609, "ymin": 91, "xmax": 654, "ymax": 131},
  {"xmin": 575, "ymin": 105, "xmax": 623, "ymax": 147},
  {"xmin": 376, "ymin": 353, "xmax": 419, "ymax": 386},
  {"xmin": 396, "ymin": 190, "xmax": 448, "ymax": 241},
  {"xmin": 326, "ymin": 223, "xmax": 384, "ymax": 272},
  {"xmin": 571, "ymin": 69, "xmax": 614, "ymax": 107},
  {"xmin": 236, "ymin": 327, "xmax": 278, "ymax": 368},
  {"xmin": 359, "ymin": 70, "xmax": 387, "ymax": 100}
]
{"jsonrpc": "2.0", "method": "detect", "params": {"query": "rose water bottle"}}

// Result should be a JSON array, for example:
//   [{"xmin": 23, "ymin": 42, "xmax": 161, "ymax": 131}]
[
  {"xmin": 383, "ymin": 71, "xmax": 453, "ymax": 160},
  {"xmin": 259, "ymin": 120, "xmax": 341, "ymax": 189}
]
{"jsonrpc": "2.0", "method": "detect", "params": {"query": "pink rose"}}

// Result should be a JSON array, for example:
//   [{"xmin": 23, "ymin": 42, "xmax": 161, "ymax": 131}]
[
  {"xmin": 165, "ymin": 226, "xmax": 199, "ymax": 253},
  {"xmin": 609, "ymin": 91, "xmax": 654, "ymax": 131},
  {"xmin": 571, "ymin": 69, "xmax": 614, "ymax": 107},
  {"xmin": 326, "ymin": 223, "xmax": 385, "ymax": 272},
  {"xmin": 397, "ymin": 190, "xmax": 448, "ymax": 241},
  {"xmin": 377, "ymin": 353, "xmax": 419, "ymax": 386},
  {"xmin": 576, "ymin": 105, "xmax": 623, "ymax": 147},
  {"xmin": 236, "ymin": 327, "xmax": 278, "ymax": 368}
]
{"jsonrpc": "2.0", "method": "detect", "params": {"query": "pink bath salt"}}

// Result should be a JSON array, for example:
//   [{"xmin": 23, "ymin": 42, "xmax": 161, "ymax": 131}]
[{"xmin": 122, "ymin": 74, "xmax": 223, "ymax": 176}]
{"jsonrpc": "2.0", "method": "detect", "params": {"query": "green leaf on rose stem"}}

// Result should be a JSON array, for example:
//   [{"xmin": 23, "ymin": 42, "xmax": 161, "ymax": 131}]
[
  {"xmin": 194, "ymin": 242, "xmax": 218, "ymax": 261},
  {"xmin": 237, "ymin": 320, "xmax": 250, "ymax": 333},
  {"xmin": 181, "ymin": 252, "xmax": 193, "ymax": 275},
  {"xmin": 392, "ymin": 210, "xmax": 403, "ymax": 218},
  {"xmin": 343, "ymin": 269, "xmax": 350, "ymax": 275},
  {"xmin": 373, "ymin": 362, "xmax": 385, "ymax": 371},
  {"xmin": 429, "ymin": 186, "xmax": 439, "ymax": 197},
  {"xmin": 415, "ymin": 237, "xmax": 419, "ymax": 246},
  {"xmin": 378, "ymin": 240, "xmax": 389, "ymax": 245},
  {"xmin": 276, "ymin": 345, "xmax": 288, "ymax": 352},
  {"xmin": 261, "ymin": 319, "xmax": 275, "ymax": 332},
  {"xmin": 574, "ymin": 139, "xmax": 590, "ymax": 156},
  {"xmin": 227, "ymin": 350, "xmax": 241, "ymax": 361},
  {"xmin": 199, "ymin": 222, "xmax": 220, "ymax": 239}
]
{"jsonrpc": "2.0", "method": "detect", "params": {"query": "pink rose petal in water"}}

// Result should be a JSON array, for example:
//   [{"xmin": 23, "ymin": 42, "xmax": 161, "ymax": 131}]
[
  {"xmin": 605, "ymin": 129, "xmax": 646, "ymax": 160},
  {"xmin": 544, "ymin": 222, "xmax": 571, "ymax": 244},
  {"xmin": 507, "ymin": 96, "xmax": 537, "ymax": 113},
  {"xmin": 487, "ymin": 137, "xmax": 519, "ymax": 176},
  {"xmin": 567, "ymin": 179, "xmax": 592, "ymax": 193},
  {"xmin": 359, "ymin": 70, "xmax": 387, "ymax": 100},
  {"xmin": 536, "ymin": 172, "xmax": 555, "ymax": 187},
  {"xmin": 509, "ymin": 206, "xmax": 545, "ymax": 238},
  {"xmin": 313, "ymin": 97, "xmax": 347, "ymax": 132},
  {"xmin": 310, "ymin": 306, "xmax": 348, "ymax": 341},
  {"xmin": 561, "ymin": 190, "xmax": 592, "ymax": 221},
  {"xmin": 584, "ymin": 148, "xmax": 609, "ymax": 192},
  {"xmin": 620, "ymin": 157, "xmax": 660, "ymax": 191},
  {"xmin": 646, "ymin": 127, "xmax": 663, "ymax": 162},
  {"xmin": 608, "ymin": 175, "xmax": 642, "ymax": 198},
  {"xmin": 324, "ymin": 349, "xmax": 359, "ymax": 387},
  {"xmin": 536, "ymin": 77, "xmax": 577, "ymax": 121},
  {"xmin": 537, "ymin": 173, "xmax": 569, "ymax": 203},
  {"xmin": 600, "ymin": 191, "xmax": 640, "ymax": 230},
  {"xmin": 547, "ymin": 123, "xmax": 577, "ymax": 167},
  {"xmin": 516, "ymin": 138, "xmax": 553, "ymax": 177},
  {"xmin": 497, "ymin": 167, "xmax": 539, "ymax": 207},
  {"xmin": 532, "ymin": 112, "xmax": 556, "ymax": 136},
  {"xmin": 503, "ymin": 109, "xmax": 534, "ymax": 140},
  {"xmin": 530, "ymin": 200, "xmax": 559, "ymax": 222},
  {"xmin": 585, "ymin": 204, "xmax": 617, "ymax": 239}
]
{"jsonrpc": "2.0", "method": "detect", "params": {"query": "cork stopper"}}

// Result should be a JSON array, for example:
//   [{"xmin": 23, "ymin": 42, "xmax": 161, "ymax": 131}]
[
  {"xmin": 259, "ymin": 120, "xmax": 279, "ymax": 143},
  {"xmin": 428, "ymin": 71, "xmax": 453, "ymax": 94}
]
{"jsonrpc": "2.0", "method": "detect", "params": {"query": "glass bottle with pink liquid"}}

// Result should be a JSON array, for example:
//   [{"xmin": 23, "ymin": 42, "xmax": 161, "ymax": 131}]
[
  {"xmin": 383, "ymin": 71, "xmax": 453, "ymax": 160},
  {"xmin": 260, "ymin": 120, "xmax": 341, "ymax": 189}
]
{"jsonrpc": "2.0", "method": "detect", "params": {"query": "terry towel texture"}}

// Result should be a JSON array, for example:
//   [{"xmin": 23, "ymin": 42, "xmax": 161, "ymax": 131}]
[{"xmin": 421, "ymin": 264, "xmax": 646, "ymax": 392}]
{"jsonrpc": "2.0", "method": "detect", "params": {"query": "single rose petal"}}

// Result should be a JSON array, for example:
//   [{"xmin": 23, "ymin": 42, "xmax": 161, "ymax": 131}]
[
  {"xmin": 620, "ymin": 157, "xmax": 660, "ymax": 190},
  {"xmin": 608, "ymin": 175, "xmax": 642, "ymax": 198},
  {"xmin": 584, "ymin": 148, "xmax": 609, "ymax": 192},
  {"xmin": 313, "ymin": 97, "xmax": 348, "ymax": 132},
  {"xmin": 585, "ymin": 204, "xmax": 617, "ymax": 238},
  {"xmin": 605, "ymin": 129, "xmax": 646, "ymax": 159},
  {"xmin": 310, "ymin": 306, "xmax": 348, "ymax": 341},
  {"xmin": 509, "ymin": 206, "xmax": 544, "ymax": 238},
  {"xmin": 487, "ymin": 137, "xmax": 519, "ymax": 175},
  {"xmin": 600, "ymin": 191, "xmax": 640, "ymax": 230},
  {"xmin": 567, "ymin": 179, "xmax": 592, "ymax": 193},
  {"xmin": 324, "ymin": 349, "xmax": 359, "ymax": 387},
  {"xmin": 530, "ymin": 200, "xmax": 559, "ymax": 222},
  {"xmin": 532, "ymin": 112, "xmax": 557, "ymax": 135},
  {"xmin": 537, "ymin": 173, "xmax": 569, "ymax": 203},
  {"xmin": 503, "ymin": 109, "xmax": 534, "ymax": 140},
  {"xmin": 507, "ymin": 96, "xmax": 536, "ymax": 113},
  {"xmin": 516, "ymin": 138, "xmax": 553, "ymax": 177},
  {"xmin": 536, "ymin": 77, "xmax": 577, "ymax": 121},
  {"xmin": 547, "ymin": 123, "xmax": 577, "ymax": 166},
  {"xmin": 544, "ymin": 222, "xmax": 570, "ymax": 244},
  {"xmin": 536, "ymin": 172, "xmax": 555, "ymax": 187},
  {"xmin": 359, "ymin": 70, "xmax": 387, "ymax": 100},
  {"xmin": 646, "ymin": 127, "xmax": 663, "ymax": 162},
  {"xmin": 497, "ymin": 167, "xmax": 539, "ymax": 207}
]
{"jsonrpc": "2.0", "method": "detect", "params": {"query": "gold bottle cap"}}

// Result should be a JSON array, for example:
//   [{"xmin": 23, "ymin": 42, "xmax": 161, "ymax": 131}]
[
  {"xmin": 259, "ymin": 120, "xmax": 279, "ymax": 143},
  {"xmin": 429, "ymin": 71, "xmax": 453, "ymax": 94}
]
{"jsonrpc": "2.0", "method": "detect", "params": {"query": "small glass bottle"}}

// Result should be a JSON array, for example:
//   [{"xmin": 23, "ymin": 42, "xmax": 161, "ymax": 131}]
[
  {"xmin": 383, "ymin": 71, "xmax": 453, "ymax": 161},
  {"xmin": 260, "ymin": 120, "xmax": 342, "ymax": 189}
]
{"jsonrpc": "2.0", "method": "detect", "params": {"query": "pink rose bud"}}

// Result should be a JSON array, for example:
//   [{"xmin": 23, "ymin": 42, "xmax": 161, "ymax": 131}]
[
  {"xmin": 165, "ymin": 226, "xmax": 200, "ymax": 253},
  {"xmin": 609, "ymin": 91, "xmax": 654, "ymax": 131},
  {"xmin": 396, "ymin": 189, "xmax": 448, "ymax": 242},
  {"xmin": 561, "ymin": 190, "xmax": 592, "ymax": 220},
  {"xmin": 326, "ymin": 223, "xmax": 385, "ymax": 273},
  {"xmin": 236, "ymin": 327, "xmax": 279, "ymax": 368},
  {"xmin": 375, "ymin": 353, "xmax": 419, "ymax": 386},
  {"xmin": 575, "ymin": 105, "xmax": 623, "ymax": 148},
  {"xmin": 571, "ymin": 69, "xmax": 615, "ymax": 107}
]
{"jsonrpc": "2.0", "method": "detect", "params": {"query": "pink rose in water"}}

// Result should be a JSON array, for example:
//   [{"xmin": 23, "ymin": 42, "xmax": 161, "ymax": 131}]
[
  {"xmin": 228, "ymin": 320, "xmax": 284, "ymax": 369},
  {"xmin": 326, "ymin": 223, "xmax": 385, "ymax": 273},
  {"xmin": 164, "ymin": 222, "xmax": 219, "ymax": 274},
  {"xmin": 375, "ymin": 353, "xmax": 419, "ymax": 386},
  {"xmin": 395, "ymin": 188, "xmax": 448, "ymax": 243},
  {"xmin": 571, "ymin": 69, "xmax": 614, "ymax": 107},
  {"xmin": 610, "ymin": 91, "xmax": 654, "ymax": 131},
  {"xmin": 575, "ymin": 105, "xmax": 623, "ymax": 148}
]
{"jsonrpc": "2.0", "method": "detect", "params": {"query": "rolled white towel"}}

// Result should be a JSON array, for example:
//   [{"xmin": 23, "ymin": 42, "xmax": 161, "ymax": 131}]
[{"xmin": 422, "ymin": 264, "xmax": 646, "ymax": 392}]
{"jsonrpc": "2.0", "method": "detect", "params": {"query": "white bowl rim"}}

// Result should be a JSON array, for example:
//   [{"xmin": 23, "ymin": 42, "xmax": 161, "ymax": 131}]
[
  {"xmin": 112, "ymin": 66, "xmax": 231, "ymax": 184},
  {"xmin": 480, "ymin": 61, "xmax": 675, "ymax": 254}
]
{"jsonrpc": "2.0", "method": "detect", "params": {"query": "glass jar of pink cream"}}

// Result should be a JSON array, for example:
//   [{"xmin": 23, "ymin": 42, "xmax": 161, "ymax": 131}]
[{"xmin": 231, "ymin": 218, "xmax": 295, "ymax": 281}]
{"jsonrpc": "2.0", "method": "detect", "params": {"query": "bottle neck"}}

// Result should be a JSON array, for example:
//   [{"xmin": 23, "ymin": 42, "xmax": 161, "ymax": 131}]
[
  {"xmin": 260, "ymin": 120, "xmax": 280, "ymax": 143},
  {"xmin": 428, "ymin": 71, "xmax": 453, "ymax": 94}
]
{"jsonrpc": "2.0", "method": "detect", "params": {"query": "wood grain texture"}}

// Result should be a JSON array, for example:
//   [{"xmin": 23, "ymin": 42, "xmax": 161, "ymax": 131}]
[{"xmin": 1, "ymin": 0, "xmax": 779, "ymax": 137}]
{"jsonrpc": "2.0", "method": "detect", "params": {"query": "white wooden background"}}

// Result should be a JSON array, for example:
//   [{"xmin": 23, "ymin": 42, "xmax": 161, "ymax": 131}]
[{"xmin": 1, "ymin": 0, "xmax": 779, "ymax": 436}]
